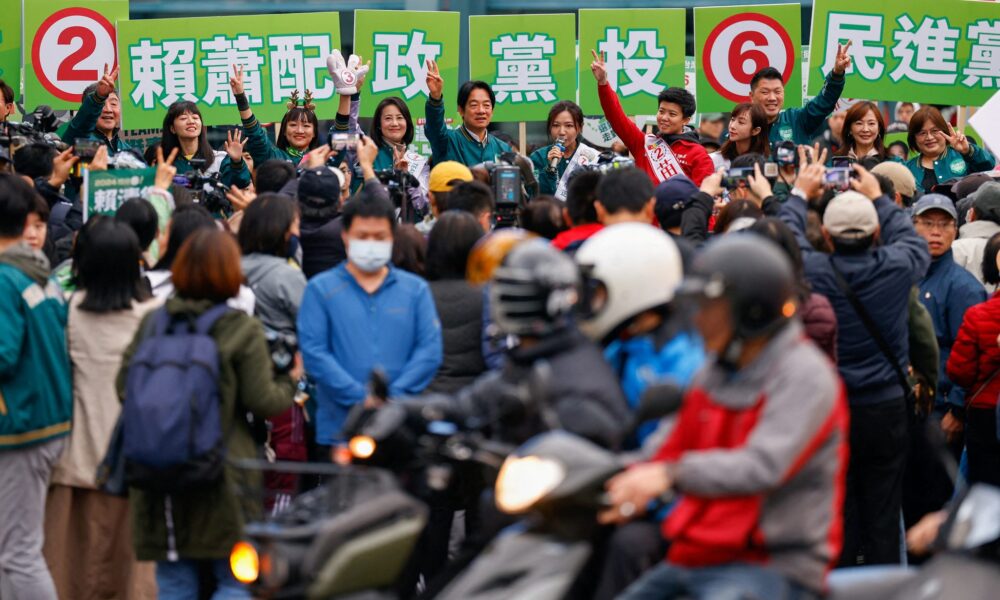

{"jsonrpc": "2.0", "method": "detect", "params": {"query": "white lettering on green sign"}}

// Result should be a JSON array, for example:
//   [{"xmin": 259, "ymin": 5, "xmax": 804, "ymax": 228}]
[
  {"xmin": 598, "ymin": 28, "xmax": 666, "ymax": 97},
  {"xmin": 371, "ymin": 30, "xmax": 441, "ymax": 99},
  {"xmin": 490, "ymin": 33, "xmax": 556, "ymax": 104}
]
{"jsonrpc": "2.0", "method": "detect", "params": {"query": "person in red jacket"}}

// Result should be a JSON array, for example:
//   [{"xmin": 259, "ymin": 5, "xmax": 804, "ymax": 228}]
[
  {"xmin": 945, "ymin": 290, "xmax": 1000, "ymax": 487},
  {"xmin": 590, "ymin": 50, "xmax": 715, "ymax": 187},
  {"xmin": 600, "ymin": 235, "xmax": 849, "ymax": 600}
]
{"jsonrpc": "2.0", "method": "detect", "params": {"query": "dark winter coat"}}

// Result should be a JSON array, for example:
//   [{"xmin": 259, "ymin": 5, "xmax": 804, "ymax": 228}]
[{"xmin": 427, "ymin": 280, "xmax": 487, "ymax": 394}]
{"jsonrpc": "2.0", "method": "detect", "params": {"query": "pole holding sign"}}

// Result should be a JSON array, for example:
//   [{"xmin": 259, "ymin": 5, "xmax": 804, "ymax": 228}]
[
  {"xmin": 468, "ymin": 14, "xmax": 576, "ymax": 122},
  {"xmin": 695, "ymin": 4, "xmax": 802, "ymax": 114}
]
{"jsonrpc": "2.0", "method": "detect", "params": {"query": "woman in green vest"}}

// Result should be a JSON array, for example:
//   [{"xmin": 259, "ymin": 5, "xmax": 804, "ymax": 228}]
[
  {"xmin": 159, "ymin": 100, "xmax": 250, "ymax": 189},
  {"xmin": 530, "ymin": 101, "xmax": 584, "ymax": 196},
  {"xmin": 905, "ymin": 106, "xmax": 995, "ymax": 193}
]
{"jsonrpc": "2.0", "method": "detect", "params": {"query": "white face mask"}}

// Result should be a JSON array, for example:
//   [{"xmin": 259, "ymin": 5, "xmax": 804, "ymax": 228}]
[{"xmin": 348, "ymin": 239, "xmax": 392, "ymax": 273}]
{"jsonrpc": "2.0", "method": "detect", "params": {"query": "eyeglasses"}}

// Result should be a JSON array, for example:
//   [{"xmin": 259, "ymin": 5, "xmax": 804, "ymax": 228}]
[
  {"xmin": 914, "ymin": 218, "xmax": 955, "ymax": 230},
  {"xmin": 916, "ymin": 129, "xmax": 943, "ymax": 139}
]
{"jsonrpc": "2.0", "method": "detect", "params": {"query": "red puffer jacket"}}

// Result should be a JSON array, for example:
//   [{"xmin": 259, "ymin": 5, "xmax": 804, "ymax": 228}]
[{"xmin": 946, "ymin": 292, "xmax": 1000, "ymax": 409}]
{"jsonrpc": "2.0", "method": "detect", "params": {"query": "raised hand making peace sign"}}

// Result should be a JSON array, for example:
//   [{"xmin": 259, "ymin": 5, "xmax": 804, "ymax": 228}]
[
  {"xmin": 590, "ymin": 49, "xmax": 608, "ymax": 86},
  {"xmin": 96, "ymin": 64, "xmax": 119, "ymax": 98},
  {"xmin": 832, "ymin": 41, "xmax": 853, "ymax": 76},
  {"xmin": 941, "ymin": 123, "xmax": 972, "ymax": 156},
  {"xmin": 425, "ymin": 58, "xmax": 443, "ymax": 100}
]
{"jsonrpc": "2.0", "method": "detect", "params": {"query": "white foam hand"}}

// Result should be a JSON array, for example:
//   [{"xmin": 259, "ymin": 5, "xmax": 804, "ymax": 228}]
[{"xmin": 326, "ymin": 50, "xmax": 369, "ymax": 96}]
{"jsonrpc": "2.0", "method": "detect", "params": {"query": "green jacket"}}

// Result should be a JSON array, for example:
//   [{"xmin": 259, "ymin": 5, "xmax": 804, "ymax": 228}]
[
  {"xmin": 241, "ymin": 114, "xmax": 305, "ymax": 167},
  {"xmin": 62, "ymin": 90, "xmax": 132, "ymax": 155},
  {"xmin": 904, "ymin": 145, "xmax": 996, "ymax": 193},
  {"xmin": 769, "ymin": 72, "xmax": 845, "ymax": 146},
  {"xmin": 117, "ymin": 297, "xmax": 295, "ymax": 561},
  {"xmin": 424, "ymin": 96, "xmax": 511, "ymax": 167},
  {"xmin": 529, "ymin": 144, "xmax": 574, "ymax": 196},
  {"xmin": 909, "ymin": 286, "xmax": 940, "ymax": 394},
  {"xmin": 172, "ymin": 153, "xmax": 252, "ymax": 190},
  {"xmin": 0, "ymin": 245, "xmax": 72, "ymax": 449}
]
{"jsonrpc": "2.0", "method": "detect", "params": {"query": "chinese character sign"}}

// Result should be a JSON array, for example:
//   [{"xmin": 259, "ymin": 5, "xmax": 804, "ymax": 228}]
[
  {"xmin": 809, "ymin": 0, "xmax": 1000, "ymax": 105},
  {"xmin": 578, "ymin": 9, "xmax": 686, "ymax": 116},
  {"xmin": 469, "ymin": 15, "xmax": 575, "ymax": 122},
  {"xmin": 82, "ymin": 167, "xmax": 157, "ymax": 220},
  {"xmin": 0, "ymin": 3, "xmax": 20, "ymax": 97},
  {"xmin": 695, "ymin": 4, "xmax": 802, "ymax": 114},
  {"xmin": 116, "ymin": 12, "xmax": 341, "ymax": 130},
  {"xmin": 354, "ymin": 10, "xmax": 459, "ymax": 120},
  {"xmin": 23, "ymin": 0, "xmax": 129, "ymax": 109}
]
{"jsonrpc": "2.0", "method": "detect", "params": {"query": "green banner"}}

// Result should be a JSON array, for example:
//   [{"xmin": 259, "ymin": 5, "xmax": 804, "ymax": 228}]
[
  {"xmin": 0, "ymin": 2, "xmax": 20, "ymax": 101},
  {"xmin": 809, "ymin": 0, "xmax": 1000, "ymax": 106},
  {"xmin": 353, "ymin": 10, "xmax": 459, "ymax": 120},
  {"xmin": 694, "ymin": 3, "xmax": 802, "ymax": 114},
  {"xmin": 578, "ymin": 9, "xmax": 685, "ymax": 116},
  {"xmin": 117, "ymin": 12, "xmax": 341, "ymax": 130},
  {"xmin": 468, "ymin": 14, "xmax": 576, "ymax": 122},
  {"xmin": 23, "ymin": 0, "xmax": 128, "ymax": 109},
  {"xmin": 82, "ymin": 166, "xmax": 157, "ymax": 220}
]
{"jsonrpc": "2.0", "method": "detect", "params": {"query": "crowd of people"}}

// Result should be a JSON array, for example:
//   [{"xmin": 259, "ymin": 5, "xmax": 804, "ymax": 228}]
[{"xmin": 0, "ymin": 39, "xmax": 998, "ymax": 600}]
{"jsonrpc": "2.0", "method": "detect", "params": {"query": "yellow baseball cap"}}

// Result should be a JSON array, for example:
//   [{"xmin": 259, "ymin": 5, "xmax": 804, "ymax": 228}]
[{"xmin": 429, "ymin": 161, "xmax": 474, "ymax": 193}]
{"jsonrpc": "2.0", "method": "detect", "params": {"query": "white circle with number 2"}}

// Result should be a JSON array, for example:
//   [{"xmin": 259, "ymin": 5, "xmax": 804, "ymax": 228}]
[{"xmin": 37, "ymin": 13, "xmax": 116, "ymax": 98}]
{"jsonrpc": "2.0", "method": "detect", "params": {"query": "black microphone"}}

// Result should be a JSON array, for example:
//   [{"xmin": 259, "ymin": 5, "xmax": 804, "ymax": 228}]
[{"xmin": 550, "ymin": 137, "xmax": 566, "ymax": 170}]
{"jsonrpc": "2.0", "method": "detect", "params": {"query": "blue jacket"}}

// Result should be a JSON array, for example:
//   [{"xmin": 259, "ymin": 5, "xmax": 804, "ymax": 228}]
[
  {"xmin": 297, "ymin": 264, "xmax": 442, "ymax": 444},
  {"xmin": 918, "ymin": 250, "xmax": 987, "ymax": 407},
  {"xmin": 904, "ymin": 145, "xmax": 995, "ymax": 193},
  {"xmin": 780, "ymin": 195, "xmax": 931, "ymax": 405},
  {"xmin": 605, "ymin": 326, "xmax": 704, "ymax": 446},
  {"xmin": 424, "ymin": 97, "xmax": 511, "ymax": 167}
]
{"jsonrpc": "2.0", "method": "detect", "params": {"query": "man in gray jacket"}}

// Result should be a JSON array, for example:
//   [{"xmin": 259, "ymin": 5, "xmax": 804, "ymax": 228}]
[{"xmin": 952, "ymin": 181, "xmax": 1000, "ymax": 291}]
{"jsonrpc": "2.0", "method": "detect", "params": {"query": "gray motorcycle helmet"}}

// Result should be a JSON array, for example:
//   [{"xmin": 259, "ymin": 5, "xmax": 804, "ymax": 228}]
[{"xmin": 489, "ymin": 240, "xmax": 581, "ymax": 338}]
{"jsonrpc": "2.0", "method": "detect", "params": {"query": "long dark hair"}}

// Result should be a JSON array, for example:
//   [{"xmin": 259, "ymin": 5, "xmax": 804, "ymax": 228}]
[
  {"xmin": 152, "ymin": 204, "xmax": 215, "ymax": 271},
  {"xmin": 371, "ymin": 97, "xmax": 414, "ymax": 148},
  {"xmin": 160, "ymin": 101, "xmax": 215, "ymax": 165},
  {"xmin": 838, "ymin": 101, "xmax": 886, "ymax": 159},
  {"xmin": 75, "ymin": 217, "xmax": 151, "ymax": 312},
  {"xmin": 426, "ymin": 211, "xmax": 484, "ymax": 281},
  {"xmin": 748, "ymin": 217, "xmax": 811, "ymax": 302},
  {"xmin": 277, "ymin": 107, "xmax": 320, "ymax": 153},
  {"xmin": 718, "ymin": 103, "xmax": 770, "ymax": 161}
]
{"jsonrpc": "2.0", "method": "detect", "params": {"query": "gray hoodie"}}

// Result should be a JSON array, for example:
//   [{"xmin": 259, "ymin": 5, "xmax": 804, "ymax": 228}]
[
  {"xmin": 241, "ymin": 254, "xmax": 306, "ymax": 336},
  {"xmin": 953, "ymin": 219, "xmax": 1000, "ymax": 292}
]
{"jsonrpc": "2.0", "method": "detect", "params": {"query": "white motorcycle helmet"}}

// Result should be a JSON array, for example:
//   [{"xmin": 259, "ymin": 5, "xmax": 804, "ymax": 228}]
[{"xmin": 574, "ymin": 223, "xmax": 683, "ymax": 344}]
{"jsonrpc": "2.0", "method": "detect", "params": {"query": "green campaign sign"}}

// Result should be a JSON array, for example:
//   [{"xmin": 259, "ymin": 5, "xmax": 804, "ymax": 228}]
[
  {"xmin": 354, "ymin": 10, "xmax": 460, "ymax": 120},
  {"xmin": 578, "ymin": 9, "xmax": 686, "ymax": 116},
  {"xmin": 117, "ymin": 12, "xmax": 342, "ymax": 130},
  {"xmin": 468, "ymin": 14, "xmax": 576, "ymax": 122},
  {"xmin": 82, "ymin": 167, "xmax": 157, "ymax": 220},
  {"xmin": 23, "ymin": 0, "xmax": 128, "ymax": 109},
  {"xmin": 809, "ymin": 0, "xmax": 1000, "ymax": 106},
  {"xmin": 0, "ymin": 2, "xmax": 20, "ymax": 100},
  {"xmin": 695, "ymin": 4, "xmax": 802, "ymax": 114}
]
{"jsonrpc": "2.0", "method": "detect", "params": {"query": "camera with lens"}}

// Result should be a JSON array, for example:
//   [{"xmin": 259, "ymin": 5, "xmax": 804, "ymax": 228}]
[
  {"xmin": 0, "ymin": 105, "xmax": 69, "ymax": 153},
  {"xmin": 578, "ymin": 152, "xmax": 637, "ymax": 175},
  {"xmin": 374, "ymin": 168, "xmax": 424, "ymax": 223},
  {"xmin": 472, "ymin": 151, "xmax": 539, "ymax": 229},
  {"xmin": 264, "ymin": 329, "xmax": 298, "ymax": 375},
  {"xmin": 173, "ymin": 158, "xmax": 233, "ymax": 215}
]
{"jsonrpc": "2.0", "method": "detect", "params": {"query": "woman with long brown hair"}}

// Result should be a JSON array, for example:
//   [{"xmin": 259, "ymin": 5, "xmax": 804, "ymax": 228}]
[
  {"xmin": 836, "ymin": 101, "xmax": 887, "ymax": 165},
  {"xmin": 713, "ymin": 102, "xmax": 770, "ymax": 170}
]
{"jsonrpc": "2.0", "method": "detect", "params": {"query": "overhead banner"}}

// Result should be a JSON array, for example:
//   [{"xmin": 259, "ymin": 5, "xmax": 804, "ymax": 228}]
[
  {"xmin": 23, "ymin": 0, "xmax": 128, "ymax": 109},
  {"xmin": 578, "ymin": 9, "xmax": 686, "ymax": 116},
  {"xmin": 695, "ymin": 4, "xmax": 802, "ymax": 114},
  {"xmin": 0, "ymin": 3, "xmax": 19, "ymax": 99},
  {"xmin": 468, "ymin": 14, "xmax": 576, "ymax": 122},
  {"xmin": 117, "ymin": 12, "xmax": 342, "ymax": 130},
  {"xmin": 353, "ymin": 10, "xmax": 460, "ymax": 120},
  {"xmin": 809, "ymin": 0, "xmax": 1000, "ymax": 106}
]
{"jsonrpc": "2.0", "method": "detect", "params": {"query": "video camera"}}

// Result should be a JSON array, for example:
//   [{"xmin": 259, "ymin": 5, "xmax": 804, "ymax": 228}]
[
  {"xmin": 173, "ymin": 157, "xmax": 232, "ymax": 215},
  {"xmin": 0, "ymin": 105, "xmax": 69, "ymax": 153},
  {"xmin": 578, "ymin": 152, "xmax": 636, "ymax": 175},
  {"xmin": 374, "ymin": 168, "xmax": 424, "ymax": 223},
  {"xmin": 472, "ymin": 151, "xmax": 539, "ymax": 229}
]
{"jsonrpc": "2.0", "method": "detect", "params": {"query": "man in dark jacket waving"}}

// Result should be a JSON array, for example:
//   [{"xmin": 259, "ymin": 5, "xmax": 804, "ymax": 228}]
[{"xmin": 780, "ymin": 154, "xmax": 931, "ymax": 566}]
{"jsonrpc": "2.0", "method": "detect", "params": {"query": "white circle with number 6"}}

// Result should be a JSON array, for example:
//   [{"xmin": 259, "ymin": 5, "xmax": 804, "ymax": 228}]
[
  {"xmin": 32, "ymin": 7, "xmax": 117, "ymax": 102},
  {"xmin": 702, "ymin": 13, "xmax": 794, "ymax": 104}
]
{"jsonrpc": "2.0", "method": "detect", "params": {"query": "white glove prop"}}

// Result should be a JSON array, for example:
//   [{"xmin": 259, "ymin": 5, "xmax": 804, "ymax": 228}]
[{"xmin": 326, "ymin": 50, "xmax": 369, "ymax": 96}]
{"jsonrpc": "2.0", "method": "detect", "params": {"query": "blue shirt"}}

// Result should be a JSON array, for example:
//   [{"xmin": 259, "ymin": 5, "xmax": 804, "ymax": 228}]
[
  {"xmin": 918, "ymin": 249, "xmax": 987, "ymax": 407},
  {"xmin": 297, "ymin": 264, "xmax": 443, "ymax": 444}
]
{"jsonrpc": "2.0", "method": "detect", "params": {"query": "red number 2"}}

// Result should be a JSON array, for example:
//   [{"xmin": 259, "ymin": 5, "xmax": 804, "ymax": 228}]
[{"xmin": 57, "ymin": 26, "xmax": 98, "ymax": 82}]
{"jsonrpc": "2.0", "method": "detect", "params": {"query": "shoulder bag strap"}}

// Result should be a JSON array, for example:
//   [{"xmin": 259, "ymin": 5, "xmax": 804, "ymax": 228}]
[{"xmin": 829, "ymin": 258, "xmax": 913, "ymax": 398}]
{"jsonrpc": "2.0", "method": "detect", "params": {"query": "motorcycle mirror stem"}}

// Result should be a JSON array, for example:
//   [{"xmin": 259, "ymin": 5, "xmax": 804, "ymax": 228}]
[{"xmin": 629, "ymin": 383, "xmax": 684, "ymax": 433}]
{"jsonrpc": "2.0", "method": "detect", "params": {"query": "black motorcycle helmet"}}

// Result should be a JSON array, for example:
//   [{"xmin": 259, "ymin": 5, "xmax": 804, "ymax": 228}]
[
  {"xmin": 680, "ymin": 235, "xmax": 797, "ymax": 365},
  {"xmin": 489, "ymin": 240, "xmax": 581, "ymax": 338}
]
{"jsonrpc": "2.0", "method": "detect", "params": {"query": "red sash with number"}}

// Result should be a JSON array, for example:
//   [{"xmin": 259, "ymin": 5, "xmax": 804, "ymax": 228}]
[{"xmin": 644, "ymin": 135, "xmax": 684, "ymax": 183}]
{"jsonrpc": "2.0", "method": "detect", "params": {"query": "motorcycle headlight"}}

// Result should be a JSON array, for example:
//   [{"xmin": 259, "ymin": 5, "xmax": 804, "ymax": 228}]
[
  {"xmin": 349, "ymin": 435, "xmax": 376, "ymax": 459},
  {"xmin": 495, "ymin": 455, "xmax": 565, "ymax": 514},
  {"xmin": 230, "ymin": 541, "xmax": 259, "ymax": 584}
]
